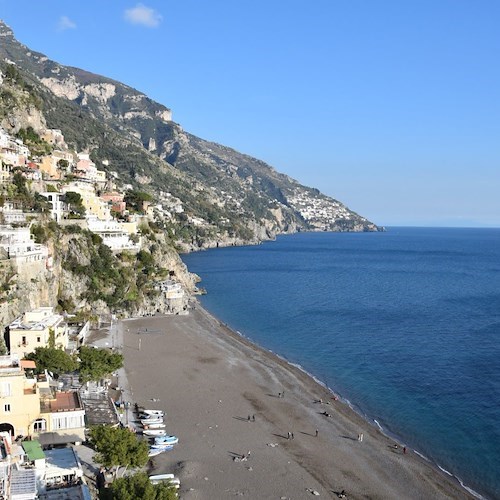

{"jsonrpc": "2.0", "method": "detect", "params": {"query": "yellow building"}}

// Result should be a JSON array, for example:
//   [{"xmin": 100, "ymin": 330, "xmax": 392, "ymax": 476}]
[
  {"xmin": 0, "ymin": 356, "xmax": 85, "ymax": 444},
  {"xmin": 39, "ymin": 156, "xmax": 61, "ymax": 180},
  {"xmin": 0, "ymin": 356, "xmax": 41, "ymax": 437},
  {"xmin": 7, "ymin": 307, "xmax": 68, "ymax": 358},
  {"xmin": 64, "ymin": 181, "xmax": 111, "ymax": 220}
]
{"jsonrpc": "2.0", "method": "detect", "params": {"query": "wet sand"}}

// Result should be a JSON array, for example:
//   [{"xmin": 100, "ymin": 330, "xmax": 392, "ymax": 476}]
[{"xmin": 120, "ymin": 305, "xmax": 473, "ymax": 499}]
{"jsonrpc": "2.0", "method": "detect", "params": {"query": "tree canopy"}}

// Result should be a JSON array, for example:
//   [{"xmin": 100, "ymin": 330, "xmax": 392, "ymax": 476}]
[
  {"xmin": 78, "ymin": 346, "xmax": 123, "ymax": 383},
  {"xmin": 101, "ymin": 472, "xmax": 178, "ymax": 500},
  {"xmin": 25, "ymin": 347, "xmax": 78, "ymax": 376},
  {"xmin": 88, "ymin": 425, "xmax": 149, "ymax": 472}
]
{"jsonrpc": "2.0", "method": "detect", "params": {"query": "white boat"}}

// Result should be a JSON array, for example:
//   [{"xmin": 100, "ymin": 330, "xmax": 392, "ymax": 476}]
[
  {"xmin": 154, "ymin": 435, "xmax": 178, "ymax": 445},
  {"xmin": 143, "ymin": 423, "xmax": 166, "ymax": 429},
  {"xmin": 142, "ymin": 409, "xmax": 164, "ymax": 416},
  {"xmin": 139, "ymin": 412, "xmax": 164, "ymax": 420},
  {"xmin": 150, "ymin": 444, "xmax": 174, "ymax": 451},
  {"xmin": 143, "ymin": 429, "xmax": 167, "ymax": 437},
  {"xmin": 141, "ymin": 417, "xmax": 163, "ymax": 425},
  {"xmin": 148, "ymin": 448, "xmax": 164, "ymax": 457},
  {"xmin": 149, "ymin": 474, "xmax": 180, "ymax": 488}
]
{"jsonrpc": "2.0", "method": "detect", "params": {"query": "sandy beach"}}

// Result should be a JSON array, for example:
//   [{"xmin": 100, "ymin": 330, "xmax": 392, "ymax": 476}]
[{"xmin": 118, "ymin": 305, "xmax": 473, "ymax": 500}]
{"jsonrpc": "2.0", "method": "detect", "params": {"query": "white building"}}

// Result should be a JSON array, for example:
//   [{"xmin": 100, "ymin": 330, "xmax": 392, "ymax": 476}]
[
  {"xmin": 87, "ymin": 217, "xmax": 141, "ymax": 252},
  {"xmin": 40, "ymin": 192, "xmax": 67, "ymax": 222},
  {"xmin": 0, "ymin": 226, "xmax": 48, "ymax": 262}
]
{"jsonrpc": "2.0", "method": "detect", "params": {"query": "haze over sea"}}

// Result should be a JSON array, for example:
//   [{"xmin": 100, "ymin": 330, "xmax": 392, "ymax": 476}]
[{"xmin": 182, "ymin": 227, "xmax": 500, "ymax": 499}]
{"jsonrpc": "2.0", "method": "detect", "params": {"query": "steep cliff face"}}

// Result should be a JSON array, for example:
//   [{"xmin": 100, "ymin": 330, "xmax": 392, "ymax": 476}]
[
  {"xmin": 52, "ymin": 228, "xmax": 198, "ymax": 318},
  {"xmin": 0, "ymin": 258, "xmax": 58, "ymax": 329}
]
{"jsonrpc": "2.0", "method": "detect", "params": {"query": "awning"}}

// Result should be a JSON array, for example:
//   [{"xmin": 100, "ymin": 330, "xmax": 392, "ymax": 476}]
[
  {"xmin": 21, "ymin": 440, "xmax": 45, "ymax": 461},
  {"xmin": 20, "ymin": 359, "xmax": 36, "ymax": 369}
]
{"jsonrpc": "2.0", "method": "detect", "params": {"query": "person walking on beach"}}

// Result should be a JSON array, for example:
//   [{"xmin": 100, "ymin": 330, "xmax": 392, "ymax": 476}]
[
  {"xmin": 358, "ymin": 432, "xmax": 364, "ymax": 442},
  {"xmin": 315, "ymin": 429, "xmax": 319, "ymax": 437},
  {"xmin": 287, "ymin": 431, "xmax": 291, "ymax": 440}
]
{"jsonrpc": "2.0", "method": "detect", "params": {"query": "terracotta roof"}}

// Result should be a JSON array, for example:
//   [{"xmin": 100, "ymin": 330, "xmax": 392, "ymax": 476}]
[{"xmin": 51, "ymin": 391, "xmax": 82, "ymax": 411}]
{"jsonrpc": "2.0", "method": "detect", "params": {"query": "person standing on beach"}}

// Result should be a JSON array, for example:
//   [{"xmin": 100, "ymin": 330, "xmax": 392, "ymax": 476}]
[
  {"xmin": 315, "ymin": 429, "xmax": 319, "ymax": 437},
  {"xmin": 359, "ymin": 433, "xmax": 364, "ymax": 442}
]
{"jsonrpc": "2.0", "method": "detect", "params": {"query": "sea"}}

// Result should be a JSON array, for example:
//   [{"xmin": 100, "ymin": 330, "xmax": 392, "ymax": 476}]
[{"xmin": 181, "ymin": 227, "xmax": 500, "ymax": 499}]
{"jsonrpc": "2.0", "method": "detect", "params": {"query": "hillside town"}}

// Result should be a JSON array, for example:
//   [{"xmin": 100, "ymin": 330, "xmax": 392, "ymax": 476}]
[{"xmin": 0, "ymin": 124, "xmax": 185, "ymax": 498}]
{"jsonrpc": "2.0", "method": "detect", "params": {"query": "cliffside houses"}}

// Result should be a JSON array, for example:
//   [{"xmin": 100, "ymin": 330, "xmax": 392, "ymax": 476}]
[{"xmin": 0, "ymin": 125, "xmax": 146, "ymax": 254}]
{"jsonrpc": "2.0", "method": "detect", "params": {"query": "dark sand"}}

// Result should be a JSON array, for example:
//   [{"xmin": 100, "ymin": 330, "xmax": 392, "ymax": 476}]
[{"xmin": 120, "ymin": 306, "xmax": 473, "ymax": 499}]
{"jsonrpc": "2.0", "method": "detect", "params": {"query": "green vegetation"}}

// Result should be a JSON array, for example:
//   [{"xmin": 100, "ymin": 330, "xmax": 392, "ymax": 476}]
[
  {"xmin": 101, "ymin": 472, "xmax": 178, "ymax": 500},
  {"xmin": 88, "ymin": 425, "xmax": 149, "ymax": 477},
  {"xmin": 78, "ymin": 345, "xmax": 123, "ymax": 383},
  {"xmin": 64, "ymin": 191, "xmax": 86, "ymax": 217},
  {"xmin": 16, "ymin": 127, "xmax": 52, "ymax": 156},
  {"xmin": 124, "ymin": 190, "xmax": 153, "ymax": 214},
  {"xmin": 25, "ymin": 347, "xmax": 78, "ymax": 376}
]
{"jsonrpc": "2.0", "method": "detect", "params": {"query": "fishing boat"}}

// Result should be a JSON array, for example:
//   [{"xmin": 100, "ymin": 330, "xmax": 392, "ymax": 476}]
[
  {"xmin": 154, "ymin": 435, "xmax": 178, "ymax": 445},
  {"xmin": 148, "ymin": 448, "xmax": 164, "ymax": 457},
  {"xmin": 143, "ymin": 423, "xmax": 166, "ymax": 430},
  {"xmin": 139, "ymin": 412, "xmax": 164, "ymax": 420},
  {"xmin": 142, "ymin": 409, "xmax": 164, "ymax": 416},
  {"xmin": 140, "ymin": 417, "xmax": 163, "ymax": 425},
  {"xmin": 150, "ymin": 444, "xmax": 174, "ymax": 451},
  {"xmin": 149, "ymin": 474, "xmax": 180, "ymax": 488},
  {"xmin": 143, "ymin": 429, "xmax": 167, "ymax": 437}
]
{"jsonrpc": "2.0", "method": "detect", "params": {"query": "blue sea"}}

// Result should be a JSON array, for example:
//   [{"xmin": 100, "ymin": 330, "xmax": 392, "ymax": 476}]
[{"xmin": 182, "ymin": 227, "xmax": 500, "ymax": 499}]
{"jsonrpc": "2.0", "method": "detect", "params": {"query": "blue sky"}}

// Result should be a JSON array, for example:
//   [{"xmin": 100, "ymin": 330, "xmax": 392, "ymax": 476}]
[{"xmin": 1, "ymin": 1, "xmax": 499, "ymax": 227}]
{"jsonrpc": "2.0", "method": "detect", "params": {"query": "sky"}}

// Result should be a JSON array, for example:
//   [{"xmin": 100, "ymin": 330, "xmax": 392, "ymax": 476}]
[{"xmin": 1, "ymin": 0, "xmax": 499, "ymax": 227}]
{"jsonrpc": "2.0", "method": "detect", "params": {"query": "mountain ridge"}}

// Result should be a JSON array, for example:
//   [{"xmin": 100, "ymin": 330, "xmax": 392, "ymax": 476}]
[{"xmin": 0, "ymin": 18, "xmax": 382, "ymax": 246}]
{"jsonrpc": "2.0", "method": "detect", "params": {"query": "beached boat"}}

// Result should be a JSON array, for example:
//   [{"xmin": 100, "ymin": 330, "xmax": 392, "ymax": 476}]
[
  {"xmin": 142, "ymin": 409, "xmax": 164, "ymax": 416},
  {"xmin": 149, "ymin": 474, "xmax": 180, "ymax": 488},
  {"xmin": 140, "ymin": 414, "xmax": 163, "ymax": 421},
  {"xmin": 143, "ymin": 423, "xmax": 166, "ymax": 429},
  {"xmin": 143, "ymin": 429, "xmax": 167, "ymax": 437},
  {"xmin": 148, "ymin": 448, "xmax": 165, "ymax": 457},
  {"xmin": 140, "ymin": 417, "xmax": 163, "ymax": 425},
  {"xmin": 150, "ymin": 444, "xmax": 174, "ymax": 451},
  {"xmin": 154, "ymin": 435, "xmax": 178, "ymax": 445}
]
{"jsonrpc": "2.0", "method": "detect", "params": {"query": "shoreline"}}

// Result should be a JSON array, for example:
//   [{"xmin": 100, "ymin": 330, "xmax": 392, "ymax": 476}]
[
  {"xmin": 119, "ymin": 304, "xmax": 475, "ymax": 499},
  {"xmin": 195, "ymin": 305, "xmax": 483, "ymax": 499}
]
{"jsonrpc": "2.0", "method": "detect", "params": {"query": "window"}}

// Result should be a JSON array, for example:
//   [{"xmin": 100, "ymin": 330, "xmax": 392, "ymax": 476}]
[
  {"xmin": 33, "ymin": 419, "xmax": 46, "ymax": 432},
  {"xmin": 22, "ymin": 336, "xmax": 27, "ymax": 346},
  {"xmin": 37, "ymin": 337, "xmax": 41, "ymax": 342},
  {"xmin": 4, "ymin": 404, "xmax": 11, "ymax": 412},
  {"xmin": 0, "ymin": 383, "xmax": 11, "ymax": 398}
]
